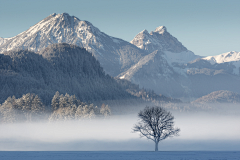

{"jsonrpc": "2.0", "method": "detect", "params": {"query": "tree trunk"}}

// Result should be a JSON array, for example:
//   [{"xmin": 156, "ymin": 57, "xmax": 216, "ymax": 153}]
[{"xmin": 155, "ymin": 141, "xmax": 159, "ymax": 151}]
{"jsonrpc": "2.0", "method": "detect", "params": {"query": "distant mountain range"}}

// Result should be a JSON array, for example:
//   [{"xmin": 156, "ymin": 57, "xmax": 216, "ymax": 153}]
[{"xmin": 1, "ymin": 13, "xmax": 240, "ymax": 101}]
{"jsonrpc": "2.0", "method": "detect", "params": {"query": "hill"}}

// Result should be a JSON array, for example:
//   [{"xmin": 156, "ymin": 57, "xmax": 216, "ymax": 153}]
[
  {"xmin": 0, "ymin": 43, "xmax": 136, "ymax": 105},
  {"xmin": 192, "ymin": 90, "xmax": 240, "ymax": 104}
]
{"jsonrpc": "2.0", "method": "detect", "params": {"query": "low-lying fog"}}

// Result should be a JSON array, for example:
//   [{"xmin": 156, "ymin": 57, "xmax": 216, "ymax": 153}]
[{"xmin": 0, "ymin": 104, "xmax": 240, "ymax": 151}]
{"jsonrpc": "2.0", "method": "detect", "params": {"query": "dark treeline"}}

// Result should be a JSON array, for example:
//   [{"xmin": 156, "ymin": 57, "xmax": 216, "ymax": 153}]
[{"xmin": 0, "ymin": 92, "xmax": 111, "ymax": 123}]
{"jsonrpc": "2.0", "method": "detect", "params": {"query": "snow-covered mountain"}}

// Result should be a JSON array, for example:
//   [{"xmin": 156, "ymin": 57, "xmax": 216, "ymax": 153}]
[
  {"xmin": 118, "ymin": 27, "xmax": 199, "ymax": 98},
  {"xmin": 130, "ymin": 26, "xmax": 201, "ymax": 73},
  {"xmin": 119, "ymin": 27, "xmax": 240, "ymax": 100},
  {"xmin": 0, "ymin": 13, "xmax": 147, "ymax": 76}
]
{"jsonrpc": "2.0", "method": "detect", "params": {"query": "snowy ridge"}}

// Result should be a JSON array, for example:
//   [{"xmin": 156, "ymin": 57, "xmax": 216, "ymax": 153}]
[
  {"xmin": 203, "ymin": 51, "xmax": 240, "ymax": 64},
  {"xmin": 203, "ymin": 51, "xmax": 240, "ymax": 75}
]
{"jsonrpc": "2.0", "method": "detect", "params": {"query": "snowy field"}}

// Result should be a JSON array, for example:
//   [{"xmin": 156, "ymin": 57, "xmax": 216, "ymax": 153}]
[{"xmin": 0, "ymin": 151, "xmax": 239, "ymax": 160}]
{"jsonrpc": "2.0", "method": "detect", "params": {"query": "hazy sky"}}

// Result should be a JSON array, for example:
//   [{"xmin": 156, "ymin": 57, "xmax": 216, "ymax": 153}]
[{"xmin": 0, "ymin": 0, "xmax": 239, "ymax": 56}]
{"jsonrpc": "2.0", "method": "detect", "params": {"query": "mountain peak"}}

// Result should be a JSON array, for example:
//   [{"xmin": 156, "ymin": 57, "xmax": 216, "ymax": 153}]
[
  {"xmin": 140, "ymin": 29, "xmax": 149, "ymax": 34},
  {"xmin": 59, "ymin": 12, "xmax": 74, "ymax": 20},
  {"xmin": 61, "ymin": 12, "xmax": 70, "ymax": 16},
  {"xmin": 51, "ymin": 13, "xmax": 57, "ymax": 17},
  {"xmin": 131, "ymin": 25, "xmax": 188, "ymax": 53},
  {"xmin": 154, "ymin": 26, "xmax": 167, "ymax": 34}
]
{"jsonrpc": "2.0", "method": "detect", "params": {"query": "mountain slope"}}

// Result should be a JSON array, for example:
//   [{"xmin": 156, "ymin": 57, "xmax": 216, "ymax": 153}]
[
  {"xmin": 0, "ymin": 13, "xmax": 147, "ymax": 76},
  {"xmin": 118, "ymin": 50, "xmax": 190, "ymax": 98},
  {"xmin": 0, "ymin": 37, "xmax": 8, "ymax": 46}
]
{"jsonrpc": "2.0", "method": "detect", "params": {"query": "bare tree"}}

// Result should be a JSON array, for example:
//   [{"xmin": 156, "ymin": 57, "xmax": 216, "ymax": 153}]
[{"xmin": 133, "ymin": 106, "xmax": 180, "ymax": 151}]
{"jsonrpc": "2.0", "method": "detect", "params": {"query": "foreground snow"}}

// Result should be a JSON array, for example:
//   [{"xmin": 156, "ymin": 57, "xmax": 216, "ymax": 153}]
[{"xmin": 0, "ymin": 151, "xmax": 239, "ymax": 160}]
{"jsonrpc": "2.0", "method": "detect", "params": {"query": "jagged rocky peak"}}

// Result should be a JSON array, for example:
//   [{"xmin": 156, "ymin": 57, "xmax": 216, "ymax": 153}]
[
  {"xmin": 131, "ymin": 25, "xmax": 188, "ymax": 53},
  {"xmin": 154, "ymin": 26, "xmax": 167, "ymax": 34},
  {"xmin": 133, "ymin": 29, "xmax": 150, "ymax": 39},
  {"xmin": 141, "ymin": 29, "xmax": 149, "ymax": 34},
  {"xmin": 41, "ymin": 12, "xmax": 77, "ymax": 25}
]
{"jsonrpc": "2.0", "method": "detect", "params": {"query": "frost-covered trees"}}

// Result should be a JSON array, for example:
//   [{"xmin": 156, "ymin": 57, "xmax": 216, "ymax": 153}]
[
  {"xmin": 49, "ymin": 92, "xmax": 111, "ymax": 121},
  {"xmin": 100, "ymin": 103, "xmax": 111, "ymax": 117},
  {"xmin": 133, "ymin": 106, "xmax": 180, "ymax": 151},
  {"xmin": 0, "ymin": 91, "xmax": 111, "ymax": 123},
  {"xmin": 0, "ymin": 93, "xmax": 45, "ymax": 123}
]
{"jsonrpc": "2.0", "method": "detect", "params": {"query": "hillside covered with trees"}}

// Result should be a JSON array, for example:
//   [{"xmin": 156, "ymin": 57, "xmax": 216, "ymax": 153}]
[{"xmin": 0, "ymin": 43, "xmax": 137, "ymax": 105}]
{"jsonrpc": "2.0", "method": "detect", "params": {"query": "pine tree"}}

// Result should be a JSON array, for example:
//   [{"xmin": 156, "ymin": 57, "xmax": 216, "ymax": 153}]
[{"xmin": 51, "ymin": 91, "xmax": 60, "ymax": 111}]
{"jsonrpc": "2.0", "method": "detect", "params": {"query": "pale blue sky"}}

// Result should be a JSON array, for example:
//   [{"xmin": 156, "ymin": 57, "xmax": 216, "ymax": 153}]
[{"xmin": 0, "ymin": 0, "xmax": 239, "ymax": 56}]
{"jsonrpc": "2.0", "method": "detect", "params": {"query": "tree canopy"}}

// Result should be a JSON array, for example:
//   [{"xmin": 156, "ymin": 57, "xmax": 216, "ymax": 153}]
[{"xmin": 133, "ymin": 106, "xmax": 180, "ymax": 151}]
